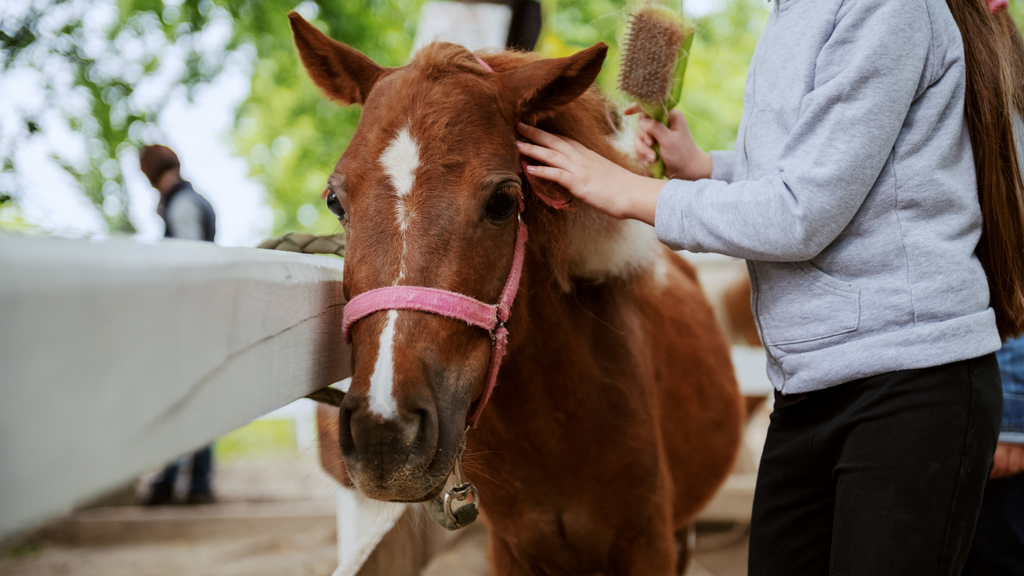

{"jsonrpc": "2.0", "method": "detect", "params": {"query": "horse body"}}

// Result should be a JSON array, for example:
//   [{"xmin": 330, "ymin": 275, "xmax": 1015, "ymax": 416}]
[
  {"xmin": 290, "ymin": 14, "xmax": 743, "ymax": 574},
  {"xmin": 474, "ymin": 245, "xmax": 741, "ymax": 575}
]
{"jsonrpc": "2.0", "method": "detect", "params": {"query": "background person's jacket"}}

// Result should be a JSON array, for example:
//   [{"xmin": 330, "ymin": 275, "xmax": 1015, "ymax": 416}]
[
  {"xmin": 160, "ymin": 181, "xmax": 216, "ymax": 242},
  {"xmin": 653, "ymin": 0, "xmax": 1001, "ymax": 393}
]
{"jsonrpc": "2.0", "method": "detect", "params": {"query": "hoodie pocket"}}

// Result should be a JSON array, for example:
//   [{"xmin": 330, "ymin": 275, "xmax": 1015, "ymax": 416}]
[{"xmin": 754, "ymin": 261, "xmax": 860, "ymax": 346}]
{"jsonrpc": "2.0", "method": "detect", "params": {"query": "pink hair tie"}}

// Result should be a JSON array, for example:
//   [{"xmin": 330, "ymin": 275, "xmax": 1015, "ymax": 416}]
[{"xmin": 990, "ymin": 0, "xmax": 1008, "ymax": 14}]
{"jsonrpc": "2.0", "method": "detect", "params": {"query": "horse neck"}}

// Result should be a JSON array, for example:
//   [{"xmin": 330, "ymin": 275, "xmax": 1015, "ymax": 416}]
[
  {"xmin": 482, "ymin": 244, "xmax": 637, "ymax": 430},
  {"xmin": 473, "ymin": 102, "xmax": 649, "ymax": 435}
]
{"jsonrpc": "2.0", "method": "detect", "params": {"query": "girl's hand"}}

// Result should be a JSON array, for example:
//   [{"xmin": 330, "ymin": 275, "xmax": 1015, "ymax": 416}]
[
  {"xmin": 990, "ymin": 442, "xmax": 1024, "ymax": 479},
  {"xmin": 516, "ymin": 123, "xmax": 664, "ymax": 225},
  {"xmin": 625, "ymin": 104, "xmax": 712, "ymax": 181}
]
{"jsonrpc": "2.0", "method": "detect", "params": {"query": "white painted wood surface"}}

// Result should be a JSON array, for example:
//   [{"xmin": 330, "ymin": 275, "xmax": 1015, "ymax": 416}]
[{"xmin": 0, "ymin": 235, "xmax": 350, "ymax": 542}]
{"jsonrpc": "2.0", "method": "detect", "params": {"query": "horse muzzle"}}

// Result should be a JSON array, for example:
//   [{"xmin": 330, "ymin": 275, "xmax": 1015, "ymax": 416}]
[{"xmin": 337, "ymin": 385, "xmax": 458, "ymax": 502}]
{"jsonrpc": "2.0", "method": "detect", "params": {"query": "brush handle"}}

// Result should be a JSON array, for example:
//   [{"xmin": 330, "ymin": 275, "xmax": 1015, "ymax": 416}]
[
  {"xmin": 651, "ymin": 142, "xmax": 666, "ymax": 180},
  {"xmin": 641, "ymin": 104, "xmax": 670, "ymax": 180}
]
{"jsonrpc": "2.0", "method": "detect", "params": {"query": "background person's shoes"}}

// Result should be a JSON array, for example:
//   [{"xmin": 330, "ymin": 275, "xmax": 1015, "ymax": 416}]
[
  {"xmin": 144, "ymin": 487, "xmax": 176, "ymax": 506},
  {"xmin": 184, "ymin": 490, "xmax": 215, "ymax": 505}
]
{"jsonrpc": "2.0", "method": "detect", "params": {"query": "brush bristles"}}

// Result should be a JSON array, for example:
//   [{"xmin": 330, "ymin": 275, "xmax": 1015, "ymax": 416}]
[{"xmin": 619, "ymin": 8, "xmax": 684, "ymax": 104}]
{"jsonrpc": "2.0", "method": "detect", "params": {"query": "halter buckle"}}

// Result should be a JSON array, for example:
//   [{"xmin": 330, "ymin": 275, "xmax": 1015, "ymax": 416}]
[{"xmin": 489, "ymin": 317, "xmax": 505, "ymax": 342}]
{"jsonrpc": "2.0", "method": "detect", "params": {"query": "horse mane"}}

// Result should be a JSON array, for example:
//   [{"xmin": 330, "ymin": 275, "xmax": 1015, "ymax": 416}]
[{"xmin": 409, "ymin": 45, "xmax": 665, "ymax": 291}]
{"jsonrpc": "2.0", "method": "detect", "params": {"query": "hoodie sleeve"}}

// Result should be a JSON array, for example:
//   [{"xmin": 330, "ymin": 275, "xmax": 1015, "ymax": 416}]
[
  {"xmin": 654, "ymin": 0, "xmax": 933, "ymax": 261},
  {"xmin": 709, "ymin": 150, "xmax": 737, "ymax": 184}
]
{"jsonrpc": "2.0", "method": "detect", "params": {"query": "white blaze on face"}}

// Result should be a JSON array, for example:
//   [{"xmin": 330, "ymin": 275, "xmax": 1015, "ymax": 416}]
[
  {"xmin": 380, "ymin": 126, "xmax": 420, "ymax": 234},
  {"xmin": 368, "ymin": 310, "xmax": 400, "ymax": 419},
  {"xmin": 367, "ymin": 127, "xmax": 421, "ymax": 419}
]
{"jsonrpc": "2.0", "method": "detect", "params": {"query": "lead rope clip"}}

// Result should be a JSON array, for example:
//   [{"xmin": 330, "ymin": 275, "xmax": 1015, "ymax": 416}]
[{"xmin": 428, "ymin": 432, "xmax": 480, "ymax": 530}]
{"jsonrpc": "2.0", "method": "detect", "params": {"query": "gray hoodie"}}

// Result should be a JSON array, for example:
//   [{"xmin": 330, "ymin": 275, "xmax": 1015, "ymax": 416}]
[{"xmin": 654, "ymin": 0, "xmax": 1001, "ymax": 393}]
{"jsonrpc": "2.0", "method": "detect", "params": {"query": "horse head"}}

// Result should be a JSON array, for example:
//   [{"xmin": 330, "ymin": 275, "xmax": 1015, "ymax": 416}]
[{"xmin": 289, "ymin": 12, "xmax": 608, "ymax": 502}]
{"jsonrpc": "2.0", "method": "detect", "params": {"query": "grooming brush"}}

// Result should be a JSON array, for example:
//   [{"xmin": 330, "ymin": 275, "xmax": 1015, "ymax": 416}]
[{"xmin": 619, "ymin": 3, "xmax": 695, "ymax": 179}]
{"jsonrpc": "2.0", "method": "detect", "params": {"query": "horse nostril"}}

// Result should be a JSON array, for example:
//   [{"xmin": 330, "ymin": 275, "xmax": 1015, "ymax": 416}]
[
  {"xmin": 411, "ymin": 409, "xmax": 429, "ymax": 451},
  {"xmin": 413, "ymin": 406, "xmax": 440, "ymax": 466},
  {"xmin": 338, "ymin": 405, "xmax": 356, "ymax": 458}
]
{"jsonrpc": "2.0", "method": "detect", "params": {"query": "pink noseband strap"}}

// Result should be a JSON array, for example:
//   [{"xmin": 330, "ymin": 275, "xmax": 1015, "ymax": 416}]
[{"xmin": 342, "ymin": 202, "xmax": 527, "ymax": 428}]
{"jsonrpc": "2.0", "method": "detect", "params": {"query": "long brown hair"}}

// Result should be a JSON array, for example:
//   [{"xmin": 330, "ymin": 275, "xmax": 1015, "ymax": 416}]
[{"xmin": 947, "ymin": 0, "xmax": 1024, "ymax": 339}]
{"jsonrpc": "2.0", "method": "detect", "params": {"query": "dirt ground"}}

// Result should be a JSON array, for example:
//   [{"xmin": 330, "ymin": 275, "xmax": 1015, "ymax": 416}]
[{"xmin": 1, "ymin": 455, "xmax": 748, "ymax": 576}]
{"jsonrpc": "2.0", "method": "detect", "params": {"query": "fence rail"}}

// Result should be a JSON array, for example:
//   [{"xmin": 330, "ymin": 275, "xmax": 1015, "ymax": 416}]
[{"xmin": 0, "ymin": 236, "xmax": 350, "ymax": 542}]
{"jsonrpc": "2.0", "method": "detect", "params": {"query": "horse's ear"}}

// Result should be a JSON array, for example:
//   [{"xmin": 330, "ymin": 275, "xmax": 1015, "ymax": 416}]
[
  {"xmin": 288, "ymin": 12, "xmax": 390, "ymax": 105},
  {"xmin": 499, "ymin": 43, "xmax": 608, "ymax": 121}
]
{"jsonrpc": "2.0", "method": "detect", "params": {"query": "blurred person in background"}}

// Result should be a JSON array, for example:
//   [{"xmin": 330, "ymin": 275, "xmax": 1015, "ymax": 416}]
[
  {"xmin": 140, "ymin": 144, "xmax": 216, "ymax": 243},
  {"xmin": 138, "ymin": 144, "xmax": 217, "ymax": 505},
  {"xmin": 962, "ymin": 336, "xmax": 1024, "ymax": 574}
]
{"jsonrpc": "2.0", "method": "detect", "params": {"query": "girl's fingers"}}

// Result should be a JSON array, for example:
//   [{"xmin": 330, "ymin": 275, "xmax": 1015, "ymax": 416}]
[
  {"xmin": 517, "ymin": 140, "xmax": 568, "ymax": 169},
  {"xmin": 645, "ymin": 118, "xmax": 673, "ymax": 141},
  {"xmin": 634, "ymin": 137, "xmax": 655, "ymax": 164},
  {"xmin": 666, "ymin": 109, "xmax": 687, "ymax": 131},
  {"xmin": 1008, "ymin": 444, "xmax": 1024, "ymax": 476},
  {"xmin": 566, "ymin": 138, "xmax": 594, "ymax": 156},
  {"xmin": 991, "ymin": 444, "xmax": 1011, "ymax": 479},
  {"xmin": 991, "ymin": 460, "xmax": 1005, "ymax": 479},
  {"xmin": 636, "ymin": 118, "xmax": 657, "ymax": 147},
  {"xmin": 624, "ymin": 103, "xmax": 652, "ymax": 120},
  {"xmin": 525, "ymin": 164, "xmax": 571, "ymax": 186},
  {"xmin": 517, "ymin": 123, "xmax": 574, "ymax": 156}
]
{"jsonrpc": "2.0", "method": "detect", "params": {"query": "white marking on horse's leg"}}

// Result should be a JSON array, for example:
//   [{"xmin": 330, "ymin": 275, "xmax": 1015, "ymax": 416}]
[
  {"xmin": 380, "ymin": 126, "xmax": 420, "ymax": 233},
  {"xmin": 367, "ymin": 310, "xmax": 400, "ymax": 419}
]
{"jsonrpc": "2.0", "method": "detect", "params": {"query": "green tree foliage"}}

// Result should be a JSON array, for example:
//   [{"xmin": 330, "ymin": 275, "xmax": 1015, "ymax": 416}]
[
  {"xmin": 4, "ymin": 0, "xmax": 1022, "ymax": 238},
  {"xmin": 230, "ymin": 0, "xmax": 421, "ymax": 236}
]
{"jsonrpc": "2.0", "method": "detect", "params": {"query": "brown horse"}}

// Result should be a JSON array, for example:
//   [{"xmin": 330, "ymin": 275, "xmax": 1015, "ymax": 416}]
[{"xmin": 290, "ymin": 13, "xmax": 743, "ymax": 575}]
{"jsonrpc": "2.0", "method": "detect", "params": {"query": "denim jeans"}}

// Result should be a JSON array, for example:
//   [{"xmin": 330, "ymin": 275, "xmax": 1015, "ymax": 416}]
[{"xmin": 995, "ymin": 336, "xmax": 1024, "ymax": 443}]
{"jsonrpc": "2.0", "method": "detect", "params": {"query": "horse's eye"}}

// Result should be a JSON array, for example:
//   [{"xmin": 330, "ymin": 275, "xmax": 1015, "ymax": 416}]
[
  {"xmin": 326, "ymin": 191, "xmax": 346, "ymax": 221},
  {"xmin": 486, "ymin": 189, "xmax": 517, "ymax": 220}
]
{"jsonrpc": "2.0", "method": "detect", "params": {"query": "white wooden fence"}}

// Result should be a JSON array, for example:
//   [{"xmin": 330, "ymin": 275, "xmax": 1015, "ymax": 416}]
[{"xmin": 0, "ymin": 235, "xmax": 350, "ymax": 542}]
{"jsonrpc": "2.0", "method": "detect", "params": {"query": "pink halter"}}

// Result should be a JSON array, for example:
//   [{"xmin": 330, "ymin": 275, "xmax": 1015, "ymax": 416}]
[{"xmin": 341, "ymin": 202, "xmax": 527, "ymax": 428}]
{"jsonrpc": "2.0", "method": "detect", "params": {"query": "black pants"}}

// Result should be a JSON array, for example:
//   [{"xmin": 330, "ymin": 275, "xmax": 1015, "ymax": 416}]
[
  {"xmin": 152, "ymin": 445, "xmax": 213, "ymax": 496},
  {"xmin": 749, "ymin": 354, "xmax": 1002, "ymax": 576},
  {"xmin": 961, "ymin": 471, "xmax": 1024, "ymax": 575}
]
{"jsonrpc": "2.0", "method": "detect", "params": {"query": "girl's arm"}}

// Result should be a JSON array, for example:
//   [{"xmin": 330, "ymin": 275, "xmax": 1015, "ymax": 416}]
[{"xmin": 518, "ymin": 0, "xmax": 933, "ymax": 262}]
